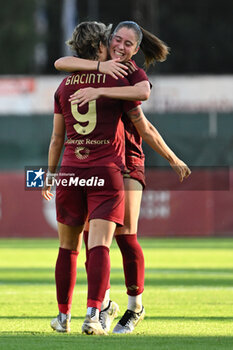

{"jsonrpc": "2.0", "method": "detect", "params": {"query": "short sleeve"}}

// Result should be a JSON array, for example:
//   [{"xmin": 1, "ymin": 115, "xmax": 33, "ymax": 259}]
[
  {"xmin": 123, "ymin": 100, "xmax": 141, "ymax": 114},
  {"xmin": 127, "ymin": 60, "xmax": 152, "ymax": 88},
  {"xmin": 54, "ymin": 88, "xmax": 62, "ymax": 114}
]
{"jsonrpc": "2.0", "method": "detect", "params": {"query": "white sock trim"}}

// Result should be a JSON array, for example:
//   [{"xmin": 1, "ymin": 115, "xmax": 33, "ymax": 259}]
[
  {"xmin": 127, "ymin": 293, "xmax": 142, "ymax": 313},
  {"xmin": 101, "ymin": 288, "xmax": 110, "ymax": 311}
]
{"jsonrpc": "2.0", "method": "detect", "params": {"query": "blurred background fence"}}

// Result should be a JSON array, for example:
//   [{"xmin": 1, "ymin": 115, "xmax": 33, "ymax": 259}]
[{"xmin": 0, "ymin": 0, "xmax": 233, "ymax": 237}]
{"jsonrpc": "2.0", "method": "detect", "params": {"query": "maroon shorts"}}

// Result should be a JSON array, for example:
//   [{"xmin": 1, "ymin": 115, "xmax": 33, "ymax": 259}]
[
  {"xmin": 56, "ymin": 166, "xmax": 124, "ymax": 226},
  {"xmin": 123, "ymin": 164, "xmax": 146, "ymax": 189}
]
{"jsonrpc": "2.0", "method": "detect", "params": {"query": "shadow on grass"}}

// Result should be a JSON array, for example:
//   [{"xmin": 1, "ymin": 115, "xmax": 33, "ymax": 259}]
[
  {"xmin": 146, "ymin": 316, "xmax": 233, "ymax": 321},
  {"xmin": 0, "ymin": 334, "xmax": 233, "ymax": 350},
  {"xmin": 0, "ymin": 315, "xmax": 83, "ymax": 320},
  {"xmin": 1, "ymin": 238, "xmax": 233, "ymax": 250},
  {"xmin": 1, "ymin": 267, "xmax": 233, "ymax": 287},
  {"xmin": 1, "ymin": 315, "xmax": 233, "ymax": 322},
  {"xmin": 138, "ymin": 238, "xmax": 233, "ymax": 250}
]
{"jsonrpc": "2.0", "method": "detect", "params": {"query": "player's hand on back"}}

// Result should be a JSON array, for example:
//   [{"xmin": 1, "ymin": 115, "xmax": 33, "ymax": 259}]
[
  {"xmin": 124, "ymin": 60, "xmax": 138, "ymax": 74},
  {"xmin": 98, "ymin": 59, "xmax": 128, "ymax": 79},
  {"xmin": 69, "ymin": 87, "xmax": 101, "ymax": 107}
]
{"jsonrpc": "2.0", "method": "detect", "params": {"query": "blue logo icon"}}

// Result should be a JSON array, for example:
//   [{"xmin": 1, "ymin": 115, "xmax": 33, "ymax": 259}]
[{"xmin": 26, "ymin": 168, "xmax": 45, "ymax": 188}]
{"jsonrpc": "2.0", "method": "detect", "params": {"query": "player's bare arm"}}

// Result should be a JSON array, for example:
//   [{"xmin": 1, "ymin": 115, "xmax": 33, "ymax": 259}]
[
  {"xmin": 69, "ymin": 80, "xmax": 150, "ymax": 107},
  {"xmin": 42, "ymin": 113, "xmax": 66, "ymax": 201},
  {"xmin": 127, "ymin": 107, "xmax": 191, "ymax": 182},
  {"xmin": 54, "ymin": 56, "xmax": 128, "ymax": 79}
]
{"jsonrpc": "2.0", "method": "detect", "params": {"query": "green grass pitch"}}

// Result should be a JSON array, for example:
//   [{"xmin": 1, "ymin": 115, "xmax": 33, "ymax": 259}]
[{"xmin": 0, "ymin": 237, "xmax": 233, "ymax": 350}]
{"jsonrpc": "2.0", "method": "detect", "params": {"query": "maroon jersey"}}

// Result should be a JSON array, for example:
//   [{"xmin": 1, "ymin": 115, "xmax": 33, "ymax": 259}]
[
  {"xmin": 122, "ymin": 60, "xmax": 150, "ymax": 168},
  {"xmin": 54, "ymin": 70, "xmax": 140, "ymax": 170}
]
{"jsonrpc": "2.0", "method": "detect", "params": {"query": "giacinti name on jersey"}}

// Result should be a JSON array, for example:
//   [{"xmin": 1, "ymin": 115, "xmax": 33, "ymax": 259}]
[{"xmin": 65, "ymin": 73, "xmax": 106, "ymax": 86}]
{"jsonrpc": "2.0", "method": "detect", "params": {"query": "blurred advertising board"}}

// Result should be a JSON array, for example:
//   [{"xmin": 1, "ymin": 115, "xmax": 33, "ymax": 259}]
[{"xmin": 0, "ymin": 75, "xmax": 233, "ymax": 115}]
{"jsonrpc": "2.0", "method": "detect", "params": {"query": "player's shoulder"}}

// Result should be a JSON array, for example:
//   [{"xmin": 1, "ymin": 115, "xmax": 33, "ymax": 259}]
[
  {"xmin": 129, "ymin": 60, "xmax": 145, "ymax": 74},
  {"xmin": 56, "ymin": 74, "xmax": 69, "ymax": 90},
  {"xmin": 127, "ymin": 60, "xmax": 148, "ymax": 83},
  {"xmin": 105, "ymin": 74, "xmax": 131, "ymax": 87},
  {"xmin": 55, "ymin": 72, "xmax": 75, "ymax": 95}
]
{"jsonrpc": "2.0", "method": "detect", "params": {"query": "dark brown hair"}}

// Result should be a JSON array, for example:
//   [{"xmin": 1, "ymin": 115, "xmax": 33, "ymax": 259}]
[{"xmin": 66, "ymin": 21, "xmax": 112, "ymax": 60}]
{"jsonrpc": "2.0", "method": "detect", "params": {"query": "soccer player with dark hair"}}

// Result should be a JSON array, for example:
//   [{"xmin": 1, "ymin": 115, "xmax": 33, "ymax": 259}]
[
  {"xmin": 44, "ymin": 21, "xmax": 190, "ymax": 336},
  {"xmin": 54, "ymin": 21, "xmax": 190, "ymax": 334}
]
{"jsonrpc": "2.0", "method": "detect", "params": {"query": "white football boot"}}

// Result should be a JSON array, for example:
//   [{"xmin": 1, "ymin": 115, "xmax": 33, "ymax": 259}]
[
  {"xmin": 99, "ymin": 300, "xmax": 120, "ymax": 332},
  {"xmin": 50, "ymin": 312, "xmax": 71, "ymax": 333},
  {"xmin": 112, "ymin": 306, "xmax": 145, "ymax": 334}
]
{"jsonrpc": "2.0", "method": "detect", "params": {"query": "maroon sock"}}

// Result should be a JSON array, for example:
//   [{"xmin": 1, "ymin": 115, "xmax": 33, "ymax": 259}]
[
  {"xmin": 84, "ymin": 230, "xmax": 111, "ymax": 291},
  {"xmin": 83, "ymin": 230, "xmax": 89, "ymax": 273},
  {"xmin": 55, "ymin": 247, "xmax": 79, "ymax": 314},
  {"xmin": 116, "ymin": 234, "xmax": 144, "ymax": 296},
  {"xmin": 87, "ymin": 246, "xmax": 110, "ymax": 310}
]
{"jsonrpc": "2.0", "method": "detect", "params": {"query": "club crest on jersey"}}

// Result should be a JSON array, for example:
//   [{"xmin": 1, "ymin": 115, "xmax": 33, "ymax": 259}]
[{"xmin": 75, "ymin": 146, "xmax": 90, "ymax": 160}]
